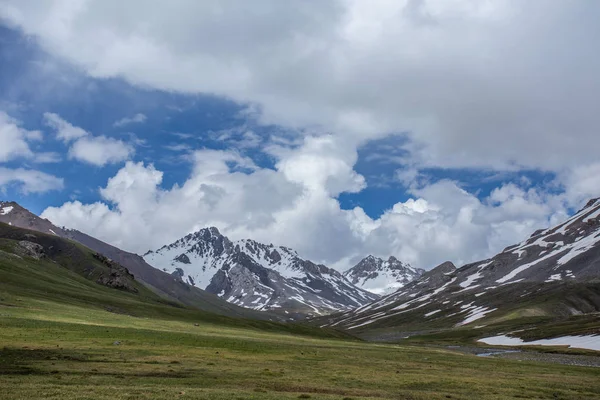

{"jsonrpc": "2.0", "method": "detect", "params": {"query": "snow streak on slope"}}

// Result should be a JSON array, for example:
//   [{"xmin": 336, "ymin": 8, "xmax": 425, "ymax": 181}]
[{"xmin": 478, "ymin": 335, "xmax": 600, "ymax": 351}]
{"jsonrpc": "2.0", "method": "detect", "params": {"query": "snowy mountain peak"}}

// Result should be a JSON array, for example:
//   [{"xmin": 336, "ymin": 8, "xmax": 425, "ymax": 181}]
[
  {"xmin": 343, "ymin": 255, "xmax": 425, "ymax": 295},
  {"xmin": 143, "ymin": 227, "xmax": 378, "ymax": 314}
]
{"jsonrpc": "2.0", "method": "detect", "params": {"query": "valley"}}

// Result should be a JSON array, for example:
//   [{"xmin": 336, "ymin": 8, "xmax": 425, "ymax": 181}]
[{"xmin": 1, "ymin": 200, "xmax": 599, "ymax": 399}]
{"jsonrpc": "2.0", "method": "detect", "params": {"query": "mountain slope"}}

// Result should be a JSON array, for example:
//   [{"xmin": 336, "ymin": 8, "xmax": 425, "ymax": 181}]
[
  {"xmin": 0, "ymin": 201, "xmax": 275, "ymax": 320},
  {"xmin": 344, "ymin": 255, "xmax": 424, "ymax": 295},
  {"xmin": 144, "ymin": 227, "xmax": 378, "ymax": 315},
  {"xmin": 322, "ymin": 199, "xmax": 600, "ymax": 338}
]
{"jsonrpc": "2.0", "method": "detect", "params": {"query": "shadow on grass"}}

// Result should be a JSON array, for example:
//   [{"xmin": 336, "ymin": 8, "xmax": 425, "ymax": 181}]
[
  {"xmin": 0, "ymin": 346, "xmax": 90, "ymax": 375},
  {"xmin": 0, "ymin": 347, "xmax": 207, "ymax": 379}
]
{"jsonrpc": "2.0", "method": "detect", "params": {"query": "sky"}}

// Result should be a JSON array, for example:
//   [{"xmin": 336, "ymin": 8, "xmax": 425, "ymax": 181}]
[{"xmin": 1, "ymin": 0, "xmax": 599, "ymax": 271}]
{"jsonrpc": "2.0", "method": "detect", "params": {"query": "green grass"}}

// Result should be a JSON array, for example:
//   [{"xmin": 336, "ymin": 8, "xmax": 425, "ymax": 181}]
[
  {"xmin": 2, "ymin": 230, "xmax": 600, "ymax": 399},
  {"xmin": 2, "ymin": 298, "xmax": 600, "ymax": 399}
]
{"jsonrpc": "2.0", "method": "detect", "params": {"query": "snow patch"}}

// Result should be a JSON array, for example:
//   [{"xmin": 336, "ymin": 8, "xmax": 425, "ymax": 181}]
[
  {"xmin": 0, "ymin": 206, "xmax": 14, "ymax": 215},
  {"xmin": 456, "ymin": 306, "xmax": 496, "ymax": 326},
  {"xmin": 478, "ymin": 334, "xmax": 600, "ymax": 351}
]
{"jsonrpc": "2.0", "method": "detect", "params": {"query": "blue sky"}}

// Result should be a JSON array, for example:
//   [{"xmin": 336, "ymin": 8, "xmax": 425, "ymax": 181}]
[{"xmin": 1, "ymin": 1, "xmax": 598, "ymax": 270}]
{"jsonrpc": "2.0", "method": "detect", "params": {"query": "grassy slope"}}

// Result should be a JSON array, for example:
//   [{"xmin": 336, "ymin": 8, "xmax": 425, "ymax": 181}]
[{"xmin": 1, "ymin": 239, "xmax": 600, "ymax": 398}]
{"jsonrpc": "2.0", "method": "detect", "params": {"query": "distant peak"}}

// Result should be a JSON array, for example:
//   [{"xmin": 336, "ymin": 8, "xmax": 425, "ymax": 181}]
[
  {"xmin": 187, "ymin": 226, "xmax": 222, "ymax": 238},
  {"xmin": 0, "ymin": 200, "xmax": 22, "ymax": 209}
]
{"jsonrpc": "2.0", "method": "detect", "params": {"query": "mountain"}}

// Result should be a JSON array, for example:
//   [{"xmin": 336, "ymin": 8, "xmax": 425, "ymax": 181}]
[
  {"xmin": 343, "ymin": 255, "xmax": 424, "ymax": 295},
  {"xmin": 143, "ymin": 228, "xmax": 378, "ymax": 315},
  {"xmin": 322, "ymin": 199, "xmax": 600, "ymax": 339},
  {"xmin": 0, "ymin": 201, "xmax": 276, "ymax": 320}
]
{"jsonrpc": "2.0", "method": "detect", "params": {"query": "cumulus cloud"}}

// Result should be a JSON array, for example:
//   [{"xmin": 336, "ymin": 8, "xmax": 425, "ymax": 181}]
[
  {"xmin": 68, "ymin": 136, "xmax": 134, "ymax": 166},
  {"xmin": 113, "ymin": 113, "xmax": 147, "ymax": 127},
  {"xmin": 44, "ymin": 112, "xmax": 134, "ymax": 166},
  {"xmin": 0, "ymin": 111, "xmax": 42, "ymax": 162},
  {"xmin": 0, "ymin": 111, "xmax": 63, "ymax": 194},
  {"xmin": 41, "ymin": 139, "xmax": 572, "ymax": 270},
  {"xmin": 0, "ymin": 167, "xmax": 64, "ymax": 194}
]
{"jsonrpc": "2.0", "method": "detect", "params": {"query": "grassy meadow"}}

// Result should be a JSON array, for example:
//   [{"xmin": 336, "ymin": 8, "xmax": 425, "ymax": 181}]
[{"xmin": 3, "ymin": 296, "xmax": 600, "ymax": 399}]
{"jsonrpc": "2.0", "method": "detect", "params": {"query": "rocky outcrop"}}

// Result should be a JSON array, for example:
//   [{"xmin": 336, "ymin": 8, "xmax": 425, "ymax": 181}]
[
  {"xmin": 17, "ymin": 240, "xmax": 45, "ymax": 260},
  {"xmin": 92, "ymin": 253, "xmax": 138, "ymax": 293}
]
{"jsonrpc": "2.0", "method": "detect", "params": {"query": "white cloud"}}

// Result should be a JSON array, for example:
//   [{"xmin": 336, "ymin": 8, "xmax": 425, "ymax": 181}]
[
  {"xmin": 2, "ymin": 1, "xmax": 600, "ymax": 172},
  {"xmin": 0, "ymin": 167, "xmax": 64, "ymax": 194},
  {"xmin": 113, "ymin": 113, "xmax": 147, "ymax": 127},
  {"xmin": 43, "ymin": 112, "xmax": 134, "ymax": 166},
  {"xmin": 34, "ymin": 152, "xmax": 62, "ymax": 163},
  {"xmin": 68, "ymin": 135, "xmax": 134, "ymax": 166},
  {"xmin": 164, "ymin": 143, "xmax": 191, "ymax": 152},
  {"xmin": 43, "ymin": 112, "xmax": 88, "ymax": 142},
  {"xmin": 0, "ymin": 111, "xmax": 42, "ymax": 162}
]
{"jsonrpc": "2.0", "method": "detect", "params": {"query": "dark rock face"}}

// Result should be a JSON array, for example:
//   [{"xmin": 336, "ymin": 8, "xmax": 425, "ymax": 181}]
[
  {"xmin": 171, "ymin": 267, "xmax": 185, "ymax": 280},
  {"xmin": 175, "ymin": 254, "xmax": 191, "ymax": 264},
  {"xmin": 144, "ymin": 228, "xmax": 379, "ymax": 314},
  {"xmin": 92, "ymin": 253, "xmax": 138, "ymax": 293}
]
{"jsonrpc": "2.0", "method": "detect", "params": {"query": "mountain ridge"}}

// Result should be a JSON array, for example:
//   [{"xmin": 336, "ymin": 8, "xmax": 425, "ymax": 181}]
[{"xmin": 144, "ymin": 226, "xmax": 379, "ymax": 315}]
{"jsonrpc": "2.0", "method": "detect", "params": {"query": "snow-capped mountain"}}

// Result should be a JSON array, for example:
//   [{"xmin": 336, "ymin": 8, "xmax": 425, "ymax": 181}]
[
  {"xmin": 143, "ymin": 227, "xmax": 378, "ymax": 315},
  {"xmin": 323, "ymin": 198, "xmax": 600, "ymax": 334},
  {"xmin": 344, "ymin": 255, "xmax": 424, "ymax": 295}
]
